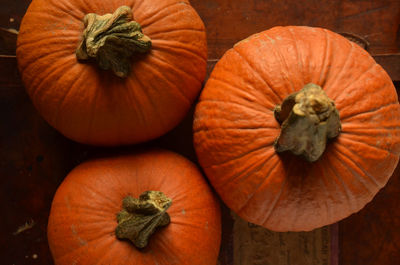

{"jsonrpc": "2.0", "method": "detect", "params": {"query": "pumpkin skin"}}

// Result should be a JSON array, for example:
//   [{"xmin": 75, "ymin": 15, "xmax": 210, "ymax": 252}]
[
  {"xmin": 17, "ymin": 0, "xmax": 207, "ymax": 146},
  {"xmin": 193, "ymin": 26, "xmax": 400, "ymax": 231},
  {"xmin": 47, "ymin": 150, "xmax": 221, "ymax": 265}
]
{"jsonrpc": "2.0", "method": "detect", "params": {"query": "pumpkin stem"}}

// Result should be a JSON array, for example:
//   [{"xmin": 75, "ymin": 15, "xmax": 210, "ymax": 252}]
[
  {"xmin": 274, "ymin": 83, "xmax": 341, "ymax": 162},
  {"xmin": 115, "ymin": 191, "xmax": 172, "ymax": 248},
  {"xmin": 76, "ymin": 6, "xmax": 151, "ymax": 78}
]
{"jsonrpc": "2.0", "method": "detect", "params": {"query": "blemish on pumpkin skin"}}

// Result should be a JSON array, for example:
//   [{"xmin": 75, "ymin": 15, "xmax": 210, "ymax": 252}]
[
  {"xmin": 71, "ymin": 224, "xmax": 87, "ymax": 246},
  {"xmin": 205, "ymin": 221, "xmax": 208, "ymax": 230},
  {"xmin": 181, "ymin": 209, "xmax": 186, "ymax": 215},
  {"xmin": 64, "ymin": 196, "xmax": 71, "ymax": 210},
  {"xmin": 267, "ymin": 36, "xmax": 276, "ymax": 44}
]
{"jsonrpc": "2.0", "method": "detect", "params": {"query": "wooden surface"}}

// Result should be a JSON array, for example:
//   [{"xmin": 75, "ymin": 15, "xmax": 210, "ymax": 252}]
[
  {"xmin": 1, "ymin": 1, "xmax": 400, "ymax": 265},
  {"xmin": 232, "ymin": 213, "xmax": 332, "ymax": 265}
]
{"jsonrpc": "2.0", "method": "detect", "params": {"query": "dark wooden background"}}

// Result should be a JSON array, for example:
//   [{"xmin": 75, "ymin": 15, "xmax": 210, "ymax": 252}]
[{"xmin": 1, "ymin": 0, "xmax": 399, "ymax": 264}]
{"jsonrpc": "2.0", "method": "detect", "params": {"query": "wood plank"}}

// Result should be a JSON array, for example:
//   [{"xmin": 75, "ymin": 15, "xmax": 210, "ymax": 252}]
[
  {"xmin": 339, "ymin": 164, "xmax": 400, "ymax": 265},
  {"xmin": 374, "ymin": 54, "xmax": 400, "ymax": 82},
  {"xmin": 191, "ymin": 0, "xmax": 400, "ymax": 59},
  {"xmin": 232, "ymin": 213, "xmax": 335, "ymax": 265},
  {"xmin": 0, "ymin": 55, "xmax": 20, "ymax": 86}
]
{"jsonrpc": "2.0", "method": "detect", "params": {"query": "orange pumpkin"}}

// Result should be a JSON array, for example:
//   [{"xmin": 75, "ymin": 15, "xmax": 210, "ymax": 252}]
[
  {"xmin": 17, "ymin": 0, "xmax": 207, "ymax": 146},
  {"xmin": 47, "ymin": 149, "xmax": 221, "ymax": 265},
  {"xmin": 193, "ymin": 26, "xmax": 400, "ymax": 231}
]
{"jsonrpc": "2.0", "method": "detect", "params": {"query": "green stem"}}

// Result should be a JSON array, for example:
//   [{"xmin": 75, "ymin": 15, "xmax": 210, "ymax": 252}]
[
  {"xmin": 274, "ymin": 83, "xmax": 341, "ymax": 162},
  {"xmin": 115, "ymin": 191, "xmax": 172, "ymax": 249},
  {"xmin": 76, "ymin": 6, "xmax": 152, "ymax": 78}
]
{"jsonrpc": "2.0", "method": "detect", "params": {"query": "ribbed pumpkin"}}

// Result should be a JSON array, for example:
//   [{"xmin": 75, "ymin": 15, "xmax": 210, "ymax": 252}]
[
  {"xmin": 47, "ymin": 150, "xmax": 221, "ymax": 265},
  {"xmin": 17, "ymin": 0, "xmax": 207, "ymax": 146},
  {"xmin": 193, "ymin": 26, "xmax": 400, "ymax": 231}
]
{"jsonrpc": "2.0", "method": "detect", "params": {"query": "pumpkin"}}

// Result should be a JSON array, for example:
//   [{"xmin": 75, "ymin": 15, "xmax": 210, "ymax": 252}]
[
  {"xmin": 193, "ymin": 26, "xmax": 400, "ymax": 231},
  {"xmin": 47, "ymin": 149, "xmax": 221, "ymax": 265},
  {"xmin": 17, "ymin": 0, "xmax": 207, "ymax": 146}
]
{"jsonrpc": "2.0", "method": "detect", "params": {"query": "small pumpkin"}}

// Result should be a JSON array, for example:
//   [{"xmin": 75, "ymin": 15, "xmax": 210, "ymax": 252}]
[
  {"xmin": 17, "ymin": 0, "xmax": 207, "ymax": 146},
  {"xmin": 193, "ymin": 26, "xmax": 400, "ymax": 231},
  {"xmin": 47, "ymin": 150, "xmax": 221, "ymax": 265}
]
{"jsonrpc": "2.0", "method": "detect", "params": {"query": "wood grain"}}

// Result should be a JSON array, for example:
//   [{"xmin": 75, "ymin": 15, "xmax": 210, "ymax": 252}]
[
  {"xmin": 232, "ymin": 213, "xmax": 332, "ymax": 265},
  {"xmin": 190, "ymin": 0, "xmax": 400, "ymax": 59}
]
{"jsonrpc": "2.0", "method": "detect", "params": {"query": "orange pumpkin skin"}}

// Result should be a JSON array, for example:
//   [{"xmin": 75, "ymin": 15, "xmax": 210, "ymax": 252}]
[
  {"xmin": 17, "ymin": 0, "xmax": 207, "ymax": 146},
  {"xmin": 193, "ymin": 26, "xmax": 400, "ymax": 231},
  {"xmin": 47, "ymin": 150, "xmax": 221, "ymax": 265}
]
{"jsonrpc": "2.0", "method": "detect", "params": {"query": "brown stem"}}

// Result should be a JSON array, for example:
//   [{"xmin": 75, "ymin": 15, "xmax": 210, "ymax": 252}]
[
  {"xmin": 76, "ymin": 6, "xmax": 151, "ymax": 78},
  {"xmin": 274, "ymin": 83, "xmax": 341, "ymax": 162},
  {"xmin": 338, "ymin": 32, "xmax": 369, "ymax": 51},
  {"xmin": 115, "ymin": 191, "xmax": 172, "ymax": 248}
]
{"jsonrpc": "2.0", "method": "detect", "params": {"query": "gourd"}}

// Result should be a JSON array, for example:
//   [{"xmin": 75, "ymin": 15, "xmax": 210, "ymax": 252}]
[
  {"xmin": 17, "ymin": 0, "xmax": 207, "ymax": 146},
  {"xmin": 47, "ymin": 150, "xmax": 221, "ymax": 265},
  {"xmin": 193, "ymin": 26, "xmax": 400, "ymax": 231}
]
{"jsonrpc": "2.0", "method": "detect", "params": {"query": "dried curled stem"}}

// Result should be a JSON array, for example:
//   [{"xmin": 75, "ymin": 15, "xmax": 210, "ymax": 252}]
[
  {"xmin": 115, "ymin": 191, "xmax": 172, "ymax": 248},
  {"xmin": 274, "ymin": 83, "xmax": 341, "ymax": 162},
  {"xmin": 76, "ymin": 6, "xmax": 151, "ymax": 77}
]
